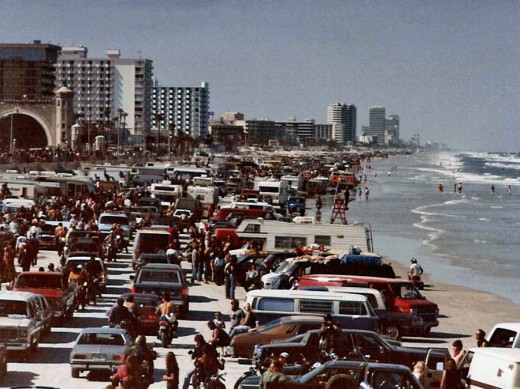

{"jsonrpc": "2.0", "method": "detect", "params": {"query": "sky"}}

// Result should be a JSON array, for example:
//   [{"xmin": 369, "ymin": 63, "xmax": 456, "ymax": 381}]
[{"xmin": 1, "ymin": 0, "xmax": 519, "ymax": 151}]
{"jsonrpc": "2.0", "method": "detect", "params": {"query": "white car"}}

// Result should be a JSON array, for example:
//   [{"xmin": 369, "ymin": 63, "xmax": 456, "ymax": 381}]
[{"xmin": 69, "ymin": 327, "xmax": 132, "ymax": 378}]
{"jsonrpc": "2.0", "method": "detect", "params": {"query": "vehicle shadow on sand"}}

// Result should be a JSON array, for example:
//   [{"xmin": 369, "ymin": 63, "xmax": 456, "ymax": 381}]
[{"xmin": 4, "ymin": 371, "xmax": 38, "ymax": 387}]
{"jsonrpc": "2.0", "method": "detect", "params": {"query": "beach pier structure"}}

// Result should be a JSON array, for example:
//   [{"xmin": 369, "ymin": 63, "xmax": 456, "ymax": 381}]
[{"xmin": 330, "ymin": 196, "xmax": 348, "ymax": 224}]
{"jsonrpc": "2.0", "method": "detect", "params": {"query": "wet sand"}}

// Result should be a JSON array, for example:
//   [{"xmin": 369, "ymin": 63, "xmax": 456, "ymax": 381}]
[{"xmin": 389, "ymin": 259, "xmax": 520, "ymax": 348}]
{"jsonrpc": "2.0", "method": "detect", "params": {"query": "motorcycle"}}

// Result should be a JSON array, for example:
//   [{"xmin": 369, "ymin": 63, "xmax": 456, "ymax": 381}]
[
  {"xmin": 193, "ymin": 361, "xmax": 226, "ymax": 389},
  {"xmin": 104, "ymin": 240, "xmax": 118, "ymax": 262},
  {"xmin": 158, "ymin": 313, "xmax": 178, "ymax": 347}
]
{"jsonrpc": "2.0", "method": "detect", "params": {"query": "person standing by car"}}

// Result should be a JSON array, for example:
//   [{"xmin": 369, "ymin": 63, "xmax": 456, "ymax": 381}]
[
  {"xmin": 319, "ymin": 314, "xmax": 341, "ymax": 353},
  {"xmin": 110, "ymin": 354, "xmax": 143, "ymax": 389},
  {"xmin": 229, "ymin": 299, "xmax": 244, "ymax": 332},
  {"xmin": 224, "ymin": 254, "xmax": 237, "ymax": 300}
]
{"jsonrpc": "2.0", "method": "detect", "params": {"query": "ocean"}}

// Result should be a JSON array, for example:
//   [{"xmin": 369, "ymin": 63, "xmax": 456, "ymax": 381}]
[{"xmin": 322, "ymin": 150, "xmax": 520, "ymax": 305}]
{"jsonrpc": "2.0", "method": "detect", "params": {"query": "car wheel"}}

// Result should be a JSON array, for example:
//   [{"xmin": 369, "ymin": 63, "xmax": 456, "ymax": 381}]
[
  {"xmin": 421, "ymin": 327, "xmax": 431, "ymax": 337},
  {"xmin": 0, "ymin": 361, "xmax": 6, "ymax": 380},
  {"xmin": 383, "ymin": 323, "xmax": 400, "ymax": 339},
  {"xmin": 71, "ymin": 367, "xmax": 80, "ymax": 378},
  {"xmin": 325, "ymin": 374, "xmax": 355, "ymax": 389}
]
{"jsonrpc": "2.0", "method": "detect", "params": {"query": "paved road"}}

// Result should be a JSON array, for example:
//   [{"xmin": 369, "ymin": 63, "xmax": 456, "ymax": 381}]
[{"xmin": 3, "ymin": 249, "xmax": 249, "ymax": 389}]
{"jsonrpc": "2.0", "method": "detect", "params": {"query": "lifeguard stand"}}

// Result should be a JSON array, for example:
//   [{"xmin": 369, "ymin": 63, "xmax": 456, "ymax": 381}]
[{"xmin": 330, "ymin": 196, "xmax": 348, "ymax": 224}]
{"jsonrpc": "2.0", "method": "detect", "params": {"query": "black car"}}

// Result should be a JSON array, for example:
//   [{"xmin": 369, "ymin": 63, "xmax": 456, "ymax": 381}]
[
  {"xmin": 131, "ymin": 263, "xmax": 189, "ymax": 318},
  {"xmin": 252, "ymin": 328, "xmax": 447, "ymax": 371},
  {"xmin": 236, "ymin": 360, "xmax": 423, "ymax": 389}
]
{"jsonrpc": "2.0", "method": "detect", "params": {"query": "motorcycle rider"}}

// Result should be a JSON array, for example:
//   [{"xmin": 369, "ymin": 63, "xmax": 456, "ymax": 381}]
[
  {"xmin": 194, "ymin": 343, "xmax": 224, "ymax": 389},
  {"xmin": 127, "ymin": 335, "xmax": 156, "ymax": 384},
  {"xmin": 182, "ymin": 334, "xmax": 207, "ymax": 389},
  {"xmin": 156, "ymin": 293, "xmax": 178, "ymax": 336},
  {"xmin": 108, "ymin": 297, "xmax": 135, "ymax": 328}
]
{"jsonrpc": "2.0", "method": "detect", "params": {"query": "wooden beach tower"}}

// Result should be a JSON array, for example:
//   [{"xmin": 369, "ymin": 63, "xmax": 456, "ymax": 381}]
[{"xmin": 330, "ymin": 196, "xmax": 348, "ymax": 224}]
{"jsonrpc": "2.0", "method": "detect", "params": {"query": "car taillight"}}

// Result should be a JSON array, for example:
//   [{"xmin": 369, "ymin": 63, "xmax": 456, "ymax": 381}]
[
  {"xmin": 148, "ymin": 314, "xmax": 156, "ymax": 320},
  {"xmin": 113, "ymin": 354, "xmax": 125, "ymax": 361},
  {"xmin": 130, "ymin": 287, "xmax": 136, "ymax": 293},
  {"xmin": 181, "ymin": 287, "xmax": 188, "ymax": 298}
]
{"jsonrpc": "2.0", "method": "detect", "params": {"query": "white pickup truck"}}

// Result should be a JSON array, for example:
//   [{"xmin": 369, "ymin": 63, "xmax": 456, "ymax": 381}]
[{"xmin": 487, "ymin": 322, "xmax": 520, "ymax": 348}]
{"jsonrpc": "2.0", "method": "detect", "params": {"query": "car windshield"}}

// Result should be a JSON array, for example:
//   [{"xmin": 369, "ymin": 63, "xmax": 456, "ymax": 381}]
[
  {"xmin": 257, "ymin": 318, "xmax": 282, "ymax": 332},
  {"xmin": 16, "ymin": 275, "xmax": 63, "ymax": 289},
  {"xmin": 274, "ymin": 260, "xmax": 297, "ymax": 274},
  {"xmin": 138, "ymin": 270, "xmax": 180, "ymax": 283},
  {"xmin": 397, "ymin": 284, "xmax": 422, "ymax": 299},
  {"xmin": 100, "ymin": 216, "xmax": 128, "ymax": 225},
  {"xmin": 77, "ymin": 332, "xmax": 125, "ymax": 346},
  {"xmin": 0, "ymin": 300, "xmax": 27, "ymax": 317}
]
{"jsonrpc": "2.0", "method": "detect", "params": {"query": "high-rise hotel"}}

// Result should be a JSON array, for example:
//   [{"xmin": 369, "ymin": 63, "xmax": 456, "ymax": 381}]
[
  {"xmin": 55, "ymin": 46, "xmax": 153, "ymax": 139},
  {"xmin": 327, "ymin": 102, "xmax": 356, "ymax": 144}
]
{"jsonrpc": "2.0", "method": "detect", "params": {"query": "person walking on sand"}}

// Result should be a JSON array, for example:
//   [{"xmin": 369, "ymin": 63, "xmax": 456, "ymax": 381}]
[
  {"xmin": 475, "ymin": 329, "xmax": 488, "ymax": 347},
  {"xmin": 364, "ymin": 186, "xmax": 370, "ymax": 200}
]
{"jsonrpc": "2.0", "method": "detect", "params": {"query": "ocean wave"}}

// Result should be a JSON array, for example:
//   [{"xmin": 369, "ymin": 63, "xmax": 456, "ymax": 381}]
[
  {"xmin": 479, "ymin": 218, "xmax": 489, "ymax": 222},
  {"xmin": 459, "ymin": 151, "xmax": 520, "ymax": 164},
  {"xmin": 485, "ymin": 162, "xmax": 520, "ymax": 170},
  {"xmin": 474, "ymin": 239, "xmax": 488, "ymax": 244}
]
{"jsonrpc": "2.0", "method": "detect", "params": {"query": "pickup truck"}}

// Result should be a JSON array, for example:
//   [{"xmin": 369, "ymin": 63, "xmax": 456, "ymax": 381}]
[
  {"xmin": 487, "ymin": 322, "xmax": 520, "ymax": 348},
  {"xmin": 252, "ymin": 328, "xmax": 448, "ymax": 373},
  {"xmin": 13, "ymin": 272, "xmax": 77, "ymax": 324}
]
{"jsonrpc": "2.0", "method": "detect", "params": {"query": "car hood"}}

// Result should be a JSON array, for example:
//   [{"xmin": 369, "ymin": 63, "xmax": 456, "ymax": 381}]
[
  {"xmin": 0, "ymin": 316, "xmax": 32, "ymax": 328},
  {"xmin": 71, "ymin": 344, "xmax": 128, "ymax": 355}
]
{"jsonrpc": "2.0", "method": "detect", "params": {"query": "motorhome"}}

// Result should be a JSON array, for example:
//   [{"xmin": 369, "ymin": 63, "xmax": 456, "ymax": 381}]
[
  {"xmin": 0, "ymin": 176, "xmax": 48, "ymax": 201},
  {"xmin": 281, "ymin": 175, "xmax": 304, "ymax": 193},
  {"xmin": 27, "ymin": 171, "xmax": 96, "ymax": 197},
  {"xmin": 234, "ymin": 219, "xmax": 374, "ymax": 253},
  {"xmin": 186, "ymin": 186, "xmax": 218, "ymax": 218},
  {"xmin": 150, "ymin": 181, "xmax": 183, "ymax": 208},
  {"xmin": 167, "ymin": 166, "xmax": 211, "ymax": 180},
  {"xmin": 254, "ymin": 178, "xmax": 289, "ymax": 206}
]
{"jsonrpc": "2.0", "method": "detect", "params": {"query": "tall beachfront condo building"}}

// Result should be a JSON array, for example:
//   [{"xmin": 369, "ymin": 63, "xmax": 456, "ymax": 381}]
[
  {"xmin": 327, "ymin": 102, "xmax": 356, "ymax": 144},
  {"xmin": 386, "ymin": 114, "xmax": 400, "ymax": 145},
  {"xmin": 368, "ymin": 106, "xmax": 386, "ymax": 145},
  {"xmin": 55, "ymin": 47, "xmax": 154, "ymax": 139},
  {"xmin": 0, "ymin": 41, "xmax": 60, "ymax": 100},
  {"xmin": 151, "ymin": 82, "xmax": 210, "ymax": 138}
]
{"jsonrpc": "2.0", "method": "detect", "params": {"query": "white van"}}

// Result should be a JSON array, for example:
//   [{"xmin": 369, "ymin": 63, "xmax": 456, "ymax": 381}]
[
  {"xmin": 466, "ymin": 347, "xmax": 520, "ymax": 389},
  {"xmin": 245, "ymin": 289, "xmax": 379, "ymax": 332}
]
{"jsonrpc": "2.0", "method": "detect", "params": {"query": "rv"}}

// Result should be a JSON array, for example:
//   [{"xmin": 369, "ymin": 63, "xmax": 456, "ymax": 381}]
[
  {"xmin": 150, "ymin": 181, "xmax": 183, "ymax": 208},
  {"xmin": 186, "ymin": 186, "xmax": 218, "ymax": 218},
  {"xmin": 254, "ymin": 178, "xmax": 290, "ymax": 206},
  {"xmin": 234, "ymin": 219, "xmax": 374, "ymax": 253},
  {"xmin": 167, "ymin": 166, "xmax": 211, "ymax": 180},
  {"xmin": 0, "ymin": 176, "xmax": 48, "ymax": 201}
]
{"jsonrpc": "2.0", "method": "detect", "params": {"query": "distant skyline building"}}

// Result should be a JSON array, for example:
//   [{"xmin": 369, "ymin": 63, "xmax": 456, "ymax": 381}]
[
  {"xmin": 0, "ymin": 40, "xmax": 60, "ymax": 100},
  {"xmin": 327, "ymin": 102, "xmax": 356, "ymax": 144},
  {"xmin": 152, "ymin": 82, "xmax": 210, "ymax": 138},
  {"xmin": 386, "ymin": 114, "xmax": 400, "ymax": 145},
  {"xmin": 368, "ymin": 106, "xmax": 386, "ymax": 145},
  {"xmin": 55, "ymin": 46, "xmax": 154, "ymax": 138}
]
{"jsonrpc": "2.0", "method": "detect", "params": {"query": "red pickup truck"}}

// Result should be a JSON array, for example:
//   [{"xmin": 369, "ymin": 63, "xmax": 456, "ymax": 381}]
[
  {"xmin": 13, "ymin": 272, "xmax": 77, "ymax": 324},
  {"xmin": 298, "ymin": 274, "xmax": 440, "ymax": 336}
]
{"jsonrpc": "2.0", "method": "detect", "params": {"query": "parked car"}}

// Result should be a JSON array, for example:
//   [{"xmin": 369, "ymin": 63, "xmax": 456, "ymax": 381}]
[
  {"xmin": 299, "ymin": 283, "xmax": 423, "ymax": 339},
  {"xmin": 466, "ymin": 347, "xmax": 520, "ymax": 389},
  {"xmin": 252, "ymin": 328, "xmax": 448, "ymax": 373},
  {"xmin": 120, "ymin": 293, "xmax": 161, "ymax": 334},
  {"xmin": 69, "ymin": 327, "xmax": 132, "ymax": 378},
  {"xmin": 131, "ymin": 263, "xmax": 189, "ymax": 318},
  {"xmin": 13, "ymin": 272, "xmax": 77, "ymax": 324},
  {"xmin": 299, "ymin": 274, "xmax": 440, "ymax": 337},
  {"xmin": 229, "ymin": 315, "xmax": 325, "ymax": 358},
  {"xmin": 236, "ymin": 360, "xmax": 423, "ymax": 389},
  {"xmin": 0, "ymin": 291, "xmax": 44, "ymax": 360},
  {"xmin": 261, "ymin": 254, "xmax": 395, "ymax": 290},
  {"xmin": 245, "ymin": 289, "xmax": 379, "ymax": 331},
  {"xmin": 32, "ymin": 294, "xmax": 53, "ymax": 338},
  {"xmin": 486, "ymin": 322, "xmax": 520, "ymax": 348}
]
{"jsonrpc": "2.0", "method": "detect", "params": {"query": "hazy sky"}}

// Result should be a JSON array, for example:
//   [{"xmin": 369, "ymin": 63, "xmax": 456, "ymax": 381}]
[{"xmin": 2, "ymin": 0, "xmax": 519, "ymax": 151}]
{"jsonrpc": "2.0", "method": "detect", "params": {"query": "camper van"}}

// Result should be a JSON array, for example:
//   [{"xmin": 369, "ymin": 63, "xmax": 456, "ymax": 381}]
[
  {"xmin": 245, "ymin": 289, "xmax": 379, "ymax": 331},
  {"xmin": 254, "ymin": 178, "xmax": 289, "ymax": 206},
  {"xmin": 235, "ymin": 219, "xmax": 374, "ymax": 253},
  {"xmin": 466, "ymin": 347, "xmax": 520, "ymax": 389},
  {"xmin": 150, "ymin": 181, "xmax": 183, "ymax": 208},
  {"xmin": 187, "ymin": 186, "xmax": 218, "ymax": 218}
]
